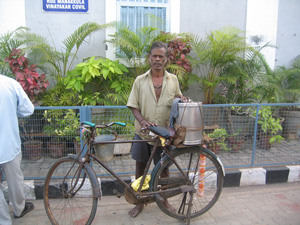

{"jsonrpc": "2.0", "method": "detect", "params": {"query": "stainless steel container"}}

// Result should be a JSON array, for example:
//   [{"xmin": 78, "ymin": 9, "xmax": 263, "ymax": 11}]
[
  {"xmin": 176, "ymin": 102, "xmax": 203, "ymax": 145},
  {"xmin": 94, "ymin": 135, "xmax": 115, "ymax": 161}
]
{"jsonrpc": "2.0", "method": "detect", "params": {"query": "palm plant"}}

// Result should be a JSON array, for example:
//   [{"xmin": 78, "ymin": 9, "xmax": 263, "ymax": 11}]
[
  {"xmin": 1, "ymin": 22, "xmax": 112, "ymax": 83},
  {"xmin": 217, "ymin": 42, "xmax": 275, "ymax": 105},
  {"xmin": 277, "ymin": 57, "xmax": 300, "ymax": 103},
  {"xmin": 105, "ymin": 24, "xmax": 157, "ymax": 105},
  {"xmin": 0, "ymin": 27, "xmax": 30, "ymax": 77},
  {"xmin": 189, "ymin": 26, "xmax": 254, "ymax": 104},
  {"xmin": 107, "ymin": 23, "xmax": 157, "ymax": 77},
  {"xmin": 27, "ymin": 22, "xmax": 113, "ymax": 83}
]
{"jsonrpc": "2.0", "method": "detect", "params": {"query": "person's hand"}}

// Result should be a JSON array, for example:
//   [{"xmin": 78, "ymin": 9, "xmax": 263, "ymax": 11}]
[
  {"xmin": 177, "ymin": 95, "xmax": 190, "ymax": 102},
  {"xmin": 139, "ymin": 119, "xmax": 157, "ymax": 128}
]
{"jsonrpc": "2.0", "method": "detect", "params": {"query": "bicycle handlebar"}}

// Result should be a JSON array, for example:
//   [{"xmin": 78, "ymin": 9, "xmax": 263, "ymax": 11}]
[{"xmin": 81, "ymin": 121, "xmax": 126, "ymax": 129}]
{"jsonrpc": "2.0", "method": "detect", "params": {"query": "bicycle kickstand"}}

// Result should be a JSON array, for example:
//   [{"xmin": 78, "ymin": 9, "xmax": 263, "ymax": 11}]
[{"xmin": 185, "ymin": 191, "xmax": 193, "ymax": 225}]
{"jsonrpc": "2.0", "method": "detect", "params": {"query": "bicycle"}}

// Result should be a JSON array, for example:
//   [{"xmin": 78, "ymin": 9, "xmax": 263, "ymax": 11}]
[{"xmin": 43, "ymin": 121, "xmax": 225, "ymax": 225}]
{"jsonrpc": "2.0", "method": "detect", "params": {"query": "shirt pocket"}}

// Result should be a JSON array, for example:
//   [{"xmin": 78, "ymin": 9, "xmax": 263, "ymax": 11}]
[{"xmin": 164, "ymin": 93, "xmax": 175, "ymax": 108}]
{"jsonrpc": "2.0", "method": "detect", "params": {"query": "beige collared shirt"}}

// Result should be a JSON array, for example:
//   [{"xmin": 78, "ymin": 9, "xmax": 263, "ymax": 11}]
[{"xmin": 127, "ymin": 69, "xmax": 182, "ymax": 137}]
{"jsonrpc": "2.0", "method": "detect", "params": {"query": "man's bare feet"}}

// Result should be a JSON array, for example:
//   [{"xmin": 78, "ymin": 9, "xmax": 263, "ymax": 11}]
[
  {"xmin": 128, "ymin": 203, "xmax": 144, "ymax": 218},
  {"xmin": 163, "ymin": 200, "xmax": 177, "ymax": 214}
]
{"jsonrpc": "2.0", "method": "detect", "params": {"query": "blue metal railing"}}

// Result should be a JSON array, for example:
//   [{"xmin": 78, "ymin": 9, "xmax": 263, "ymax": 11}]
[{"xmin": 19, "ymin": 103, "xmax": 300, "ymax": 180}]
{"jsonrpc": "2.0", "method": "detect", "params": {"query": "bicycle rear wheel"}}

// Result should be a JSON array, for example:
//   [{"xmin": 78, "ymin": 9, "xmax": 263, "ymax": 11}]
[
  {"xmin": 151, "ymin": 146, "xmax": 224, "ymax": 220},
  {"xmin": 44, "ymin": 157, "xmax": 99, "ymax": 225}
]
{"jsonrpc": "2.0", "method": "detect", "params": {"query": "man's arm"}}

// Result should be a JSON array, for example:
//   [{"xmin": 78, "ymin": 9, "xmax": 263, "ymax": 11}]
[
  {"xmin": 128, "ymin": 107, "xmax": 157, "ymax": 128},
  {"xmin": 16, "ymin": 82, "xmax": 34, "ymax": 118}
]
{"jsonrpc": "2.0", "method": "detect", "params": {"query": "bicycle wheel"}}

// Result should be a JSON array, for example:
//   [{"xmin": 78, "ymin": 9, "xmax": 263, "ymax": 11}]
[
  {"xmin": 44, "ymin": 156, "xmax": 100, "ymax": 225},
  {"xmin": 151, "ymin": 146, "xmax": 224, "ymax": 220}
]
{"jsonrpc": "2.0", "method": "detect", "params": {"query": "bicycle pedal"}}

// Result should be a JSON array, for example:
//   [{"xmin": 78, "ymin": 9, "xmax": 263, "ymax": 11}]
[{"xmin": 113, "ymin": 189, "xmax": 122, "ymax": 198}]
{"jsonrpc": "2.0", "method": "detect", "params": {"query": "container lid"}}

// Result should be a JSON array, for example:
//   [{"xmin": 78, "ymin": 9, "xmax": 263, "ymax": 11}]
[{"xmin": 178, "ymin": 102, "xmax": 203, "ymax": 107}]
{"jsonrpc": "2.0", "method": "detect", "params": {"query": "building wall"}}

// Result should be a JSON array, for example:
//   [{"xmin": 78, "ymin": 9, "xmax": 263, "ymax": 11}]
[
  {"xmin": 180, "ymin": 0, "xmax": 247, "ymax": 36},
  {"xmin": 179, "ymin": 0, "xmax": 248, "ymax": 101},
  {"xmin": 24, "ymin": 0, "xmax": 107, "ymax": 67},
  {"xmin": 276, "ymin": 0, "xmax": 300, "ymax": 67},
  {"xmin": 1, "ymin": 0, "xmax": 299, "ymax": 83},
  {"xmin": 0, "ymin": 0, "xmax": 26, "ymax": 35}
]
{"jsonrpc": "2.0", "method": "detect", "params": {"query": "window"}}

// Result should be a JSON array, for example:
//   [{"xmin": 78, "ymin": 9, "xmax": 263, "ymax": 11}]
[{"xmin": 116, "ymin": 0, "xmax": 170, "ymax": 33}]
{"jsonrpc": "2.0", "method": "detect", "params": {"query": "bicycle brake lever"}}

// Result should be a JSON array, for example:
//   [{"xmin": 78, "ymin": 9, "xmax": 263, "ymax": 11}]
[{"xmin": 107, "ymin": 122, "xmax": 115, "ymax": 127}]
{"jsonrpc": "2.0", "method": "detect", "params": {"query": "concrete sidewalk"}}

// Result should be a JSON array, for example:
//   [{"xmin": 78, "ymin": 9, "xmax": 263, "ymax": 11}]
[{"xmin": 10, "ymin": 182, "xmax": 300, "ymax": 225}]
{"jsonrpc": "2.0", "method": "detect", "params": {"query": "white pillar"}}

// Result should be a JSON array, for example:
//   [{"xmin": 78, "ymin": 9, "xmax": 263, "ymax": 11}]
[{"xmin": 246, "ymin": 0, "xmax": 279, "ymax": 69}]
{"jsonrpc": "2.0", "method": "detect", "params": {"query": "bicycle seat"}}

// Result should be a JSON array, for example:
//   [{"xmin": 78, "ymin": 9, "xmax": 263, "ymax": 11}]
[{"xmin": 148, "ymin": 126, "xmax": 174, "ymax": 139}]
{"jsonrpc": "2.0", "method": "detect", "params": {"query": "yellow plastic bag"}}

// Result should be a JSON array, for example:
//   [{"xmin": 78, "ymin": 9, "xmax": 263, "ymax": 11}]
[{"xmin": 131, "ymin": 175, "xmax": 151, "ymax": 191}]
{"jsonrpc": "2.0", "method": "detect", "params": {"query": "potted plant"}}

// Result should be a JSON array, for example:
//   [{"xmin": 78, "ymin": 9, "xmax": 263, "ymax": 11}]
[
  {"xmin": 19, "ymin": 119, "xmax": 43, "ymax": 160},
  {"xmin": 277, "ymin": 57, "xmax": 300, "ymax": 139},
  {"xmin": 206, "ymin": 128, "xmax": 231, "ymax": 154},
  {"xmin": 43, "ymin": 110, "xmax": 69, "ymax": 158},
  {"xmin": 251, "ymin": 106, "xmax": 284, "ymax": 150},
  {"xmin": 55, "ymin": 109, "xmax": 81, "ymax": 155},
  {"xmin": 227, "ymin": 135, "xmax": 244, "ymax": 153}
]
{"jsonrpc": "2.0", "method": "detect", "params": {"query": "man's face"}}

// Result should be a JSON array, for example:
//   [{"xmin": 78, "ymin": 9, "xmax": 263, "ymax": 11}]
[{"xmin": 149, "ymin": 47, "xmax": 167, "ymax": 71}]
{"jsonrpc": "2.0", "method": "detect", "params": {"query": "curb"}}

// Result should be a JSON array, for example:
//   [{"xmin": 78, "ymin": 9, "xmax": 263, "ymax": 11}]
[
  {"xmin": 224, "ymin": 165, "xmax": 300, "ymax": 187},
  {"xmin": 1, "ymin": 165, "xmax": 299, "ymax": 200}
]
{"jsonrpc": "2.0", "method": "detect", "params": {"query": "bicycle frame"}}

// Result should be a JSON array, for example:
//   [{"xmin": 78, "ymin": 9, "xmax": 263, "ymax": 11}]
[
  {"xmin": 77, "ymin": 133, "xmax": 199, "ymax": 202},
  {"xmin": 44, "ymin": 123, "xmax": 225, "ymax": 225}
]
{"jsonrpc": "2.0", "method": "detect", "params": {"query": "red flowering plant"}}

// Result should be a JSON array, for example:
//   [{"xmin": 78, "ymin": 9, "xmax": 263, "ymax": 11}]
[
  {"xmin": 168, "ymin": 38, "xmax": 192, "ymax": 73},
  {"xmin": 5, "ymin": 48, "xmax": 49, "ymax": 102},
  {"xmin": 167, "ymin": 38, "xmax": 192, "ymax": 91}
]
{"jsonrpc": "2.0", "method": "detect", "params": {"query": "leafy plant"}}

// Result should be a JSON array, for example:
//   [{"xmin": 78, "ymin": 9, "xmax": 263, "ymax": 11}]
[
  {"xmin": 41, "ymin": 83, "xmax": 79, "ymax": 106},
  {"xmin": 43, "ymin": 109, "xmax": 80, "ymax": 142},
  {"xmin": 5, "ymin": 48, "xmax": 49, "ymax": 102},
  {"xmin": 206, "ymin": 128, "xmax": 231, "ymax": 151},
  {"xmin": 251, "ymin": 106, "xmax": 284, "ymax": 144},
  {"xmin": 64, "ymin": 56, "xmax": 129, "ymax": 105}
]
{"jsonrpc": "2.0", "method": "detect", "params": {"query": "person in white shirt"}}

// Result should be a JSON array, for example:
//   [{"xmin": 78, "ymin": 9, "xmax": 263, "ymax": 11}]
[{"xmin": 0, "ymin": 75, "xmax": 35, "ymax": 225}]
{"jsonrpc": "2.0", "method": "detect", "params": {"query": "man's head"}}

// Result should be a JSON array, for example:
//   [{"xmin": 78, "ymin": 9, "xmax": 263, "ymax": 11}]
[
  {"xmin": 149, "ymin": 41, "xmax": 168, "ymax": 56},
  {"xmin": 149, "ymin": 41, "xmax": 168, "ymax": 71}
]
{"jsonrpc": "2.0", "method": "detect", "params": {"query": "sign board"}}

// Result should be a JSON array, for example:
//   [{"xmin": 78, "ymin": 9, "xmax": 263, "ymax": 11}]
[{"xmin": 43, "ymin": 0, "xmax": 88, "ymax": 13}]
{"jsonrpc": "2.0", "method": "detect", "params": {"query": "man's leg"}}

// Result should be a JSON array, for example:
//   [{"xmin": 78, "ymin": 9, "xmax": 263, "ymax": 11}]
[
  {"xmin": 128, "ymin": 161, "xmax": 147, "ymax": 218},
  {"xmin": 128, "ymin": 135, "xmax": 150, "ymax": 218},
  {"xmin": 1, "ymin": 152, "xmax": 25, "ymax": 217},
  {"xmin": 153, "ymin": 147, "xmax": 176, "ymax": 213},
  {"xmin": 0, "ymin": 183, "xmax": 12, "ymax": 225}
]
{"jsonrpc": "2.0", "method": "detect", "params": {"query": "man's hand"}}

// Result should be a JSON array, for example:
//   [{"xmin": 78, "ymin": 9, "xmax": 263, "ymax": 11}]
[
  {"xmin": 140, "ymin": 119, "xmax": 157, "ymax": 128},
  {"xmin": 176, "ymin": 95, "xmax": 190, "ymax": 102}
]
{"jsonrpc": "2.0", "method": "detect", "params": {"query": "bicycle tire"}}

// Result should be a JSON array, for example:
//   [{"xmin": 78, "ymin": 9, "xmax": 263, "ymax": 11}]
[
  {"xmin": 44, "ymin": 156, "xmax": 100, "ymax": 225},
  {"xmin": 151, "ymin": 146, "xmax": 224, "ymax": 220}
]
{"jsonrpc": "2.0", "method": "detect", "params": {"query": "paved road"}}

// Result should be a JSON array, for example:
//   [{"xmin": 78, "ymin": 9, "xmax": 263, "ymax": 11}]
[{"xmin": 11, "ymin": 182, "xmax": 300, "ymax": 225}]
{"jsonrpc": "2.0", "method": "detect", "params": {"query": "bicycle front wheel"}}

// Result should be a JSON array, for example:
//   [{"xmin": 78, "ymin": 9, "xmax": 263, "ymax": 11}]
[
  {"xmin": 44, "ymin": 157, "xmax": 99, "ymax": 225},
  {"xmin": 152, "ymin": 146, "xmax": 224, "ymax": 220}
]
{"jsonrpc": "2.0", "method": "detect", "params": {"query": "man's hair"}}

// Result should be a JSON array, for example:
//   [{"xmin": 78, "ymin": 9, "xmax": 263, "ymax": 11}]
[{"xmin": 149, "ymin": 41, "xmax": 168, "ymax": 56}]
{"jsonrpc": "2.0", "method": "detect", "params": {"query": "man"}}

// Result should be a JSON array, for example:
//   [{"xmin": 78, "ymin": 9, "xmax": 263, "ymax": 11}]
[
  {"xmin": 127, "ymin": 41, "xmax": 185, "ymax": 217},
  {"xmin": 0, "ymin": 75, "xmax": 35, "ymax": 225}
]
